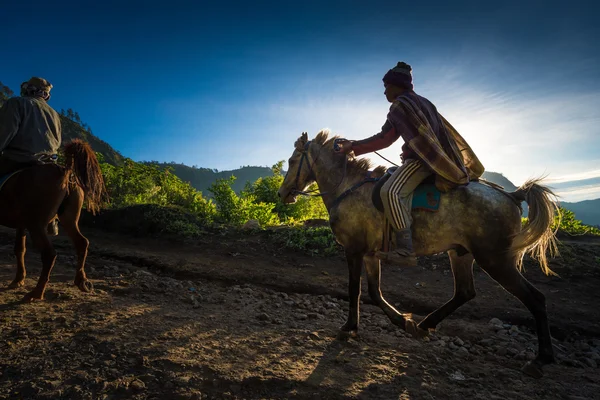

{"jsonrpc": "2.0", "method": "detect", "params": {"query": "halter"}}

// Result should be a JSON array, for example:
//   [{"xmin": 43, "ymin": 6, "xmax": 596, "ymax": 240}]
[{"xmin": 288, "ymin": 140, "xmax": 352, "ymax": 201}]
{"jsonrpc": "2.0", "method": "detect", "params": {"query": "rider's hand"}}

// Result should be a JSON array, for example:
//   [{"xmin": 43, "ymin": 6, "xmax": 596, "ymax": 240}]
[{"xmin": 334, "ymin": 139, "xmax": 353, "ymax": 154}]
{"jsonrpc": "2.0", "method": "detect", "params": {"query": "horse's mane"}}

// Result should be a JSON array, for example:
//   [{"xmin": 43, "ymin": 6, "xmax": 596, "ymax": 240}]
[{"xmin": 312, "ymin": 129, "xmax": 387, "ymax": 178}]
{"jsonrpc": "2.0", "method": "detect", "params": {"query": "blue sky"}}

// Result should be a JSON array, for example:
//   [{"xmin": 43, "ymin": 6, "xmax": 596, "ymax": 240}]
[{"xmin": 1, "ymin": 0, "xmax": 599, "ymax": 201}]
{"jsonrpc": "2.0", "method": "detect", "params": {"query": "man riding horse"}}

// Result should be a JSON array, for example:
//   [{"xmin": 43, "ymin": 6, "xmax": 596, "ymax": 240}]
[
  {"xmin": 0, "ymin": 77, "xmax": 62, "ymax": 235},
  {"xmin": 334, "ymin": 62, "xmax": 484, "ymax": 266}
]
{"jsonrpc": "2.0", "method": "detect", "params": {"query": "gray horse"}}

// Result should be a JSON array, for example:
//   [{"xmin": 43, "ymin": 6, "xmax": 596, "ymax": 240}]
[{"xmin": 278, "ymin": 130, "xmax": 559, "ymax": 378}]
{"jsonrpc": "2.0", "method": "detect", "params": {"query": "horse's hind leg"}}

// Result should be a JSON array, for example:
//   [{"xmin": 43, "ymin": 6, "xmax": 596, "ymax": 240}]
[
  {"xmin": 417, "ymin": 250, "xmax": 476, "ymax": 331},
  {"xmin": 58, "ymin": 189, "xmax": 92, "ymax": 293},
  {"xmin": 8, "ymin": 229, "xmax": 27, "ymax": 289},
  {"xmin": 23, "ymin": 227, "xmax": 57, "ymax": 302},
  {"xmin": 338, "ymin": 251, "xmax": 363, "ymax": 338},
  {"xmin": 364, "ymin": 254, "xmax": 408, "ymax": 329},
  {"xmin": 477, "ymin": 253, "xmax": 553, "ymax": 378}
]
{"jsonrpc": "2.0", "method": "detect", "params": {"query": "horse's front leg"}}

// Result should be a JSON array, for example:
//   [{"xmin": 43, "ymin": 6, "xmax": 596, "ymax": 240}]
[
  {"xmin": 364, "ymin": 254, "xmax": 409, "ymax": 330},
  {"xmin": 338, "ymin": 250, "xmax": 363, "ymax": 339}
]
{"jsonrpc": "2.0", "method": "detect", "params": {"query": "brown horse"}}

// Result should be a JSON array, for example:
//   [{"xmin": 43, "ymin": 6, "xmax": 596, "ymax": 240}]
[
  {"xmin": 278, "ymin": 131, "xmax": 559, "ymax": 378},
  {"xmin": 0, "ymin": 139, "xmax": 106, "ymax": 301}
]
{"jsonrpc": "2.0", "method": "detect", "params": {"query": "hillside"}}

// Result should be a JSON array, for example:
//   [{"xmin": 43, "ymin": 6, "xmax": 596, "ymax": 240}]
[
  {"xmin": 561, "ymin": 199, "xmax": 600, "ymax": 227},
  {"xmin": 60, "ymin": 110, "xmax": 124, "ymax": 166},
  {"xmin": 146, "ymin": 162, "xmax": 273, "ymax": 194}
]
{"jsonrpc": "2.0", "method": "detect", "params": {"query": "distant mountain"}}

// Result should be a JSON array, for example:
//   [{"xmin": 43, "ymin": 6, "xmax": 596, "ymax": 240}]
[
  {"xmin": 146, "ymin": 162, "xmax": 274, "ymax": 194},
  {"xmin": 481, "ymin": 171, "xmax": 518, "ymax": 192},
  {"xmin": 561, "ymin": 199, "xmax": 600, "ymax": 227}
]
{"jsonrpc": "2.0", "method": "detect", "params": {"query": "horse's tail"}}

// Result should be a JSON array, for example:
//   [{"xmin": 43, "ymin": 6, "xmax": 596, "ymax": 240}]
[
  {"xmin": 508, "ymin": 178, "xmax": 560, "ymax": 276},
  {"xmin": 63, "ymin": 139, "xmax": 107, "ymax": 215}
]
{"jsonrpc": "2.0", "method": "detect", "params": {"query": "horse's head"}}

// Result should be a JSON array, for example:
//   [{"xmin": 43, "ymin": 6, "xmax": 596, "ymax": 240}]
[{"xmin": 278, "ymin": 131, "xmax": 318, "ymax": 204}]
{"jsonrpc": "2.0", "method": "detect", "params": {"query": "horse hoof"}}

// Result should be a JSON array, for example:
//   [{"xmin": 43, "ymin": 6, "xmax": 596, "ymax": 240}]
[
  {"xmin": 521, "ymin": 361, "xmax": 544, "ymax": 379},
  {"xmin": 8, "ymin": 280, "xmax": 25, "ymax": 289},
  {"xmin": 405, "ymin": 319, "xmax": 428, "ymax": 339},
  {"xmin": 78, "ymin": 279, "xmax": 94, "ymax": 293},
  {"xmin": 22, "ymin": 291, "xmax": 44, "ymax": 302},
  {"xmin": 337, "ymin": 330, "xmax": 358, "ymax": 341}
]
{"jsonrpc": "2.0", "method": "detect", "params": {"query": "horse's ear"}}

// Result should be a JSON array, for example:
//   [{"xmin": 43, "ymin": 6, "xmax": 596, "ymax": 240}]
[{"xmin": 295, "ymin": 131, "xmax": 309, "ymax": 150}]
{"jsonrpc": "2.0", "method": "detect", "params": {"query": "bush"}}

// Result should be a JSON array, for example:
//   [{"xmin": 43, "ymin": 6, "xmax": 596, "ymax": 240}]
[
  {"xmin": 208, "ymin": 176, "xmax": 280, "ymax": 226},
  {"xmin": 522, "ymin": 206, "xmax": 600, "ymax": 236},
  {"xmin": 242, "ymin": 161, "xmax": 328, "ymax": 223},
  {"xmin": 271, "ymin": 226, "xmax": 341, "ymax": 256},
  {"xmin": 80, "ymin": 204, "xmax": 208, "ymax": 238}
]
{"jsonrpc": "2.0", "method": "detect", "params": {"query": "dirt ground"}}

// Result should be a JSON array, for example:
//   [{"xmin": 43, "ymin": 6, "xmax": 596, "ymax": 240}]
[{"xmin": 1, "ymin": 225, "xmax": 599, "ymax": 400}]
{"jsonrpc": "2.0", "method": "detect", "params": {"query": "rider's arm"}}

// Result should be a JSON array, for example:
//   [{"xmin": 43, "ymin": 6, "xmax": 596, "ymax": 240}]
[
  {"xmin": 351, "ymin": 119, "xmax": 400, "ymax": 156},
  {"xmin": 0, "ymin": 98, "xmax": 21, "ymax": 153}
]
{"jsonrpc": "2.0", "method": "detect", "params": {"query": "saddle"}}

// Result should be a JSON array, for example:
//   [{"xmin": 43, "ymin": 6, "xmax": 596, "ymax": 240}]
[
  {"xmin": 0, "ymin": 170, "xmax": 23, "ymax": 194},
  {"xmin": 371, "ymin": 167, "xmax": 441, "ymax": 213}
]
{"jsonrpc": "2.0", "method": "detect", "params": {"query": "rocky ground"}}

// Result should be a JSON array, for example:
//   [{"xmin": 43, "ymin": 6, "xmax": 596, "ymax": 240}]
[{"xmin": 0, "ymin": 226, "xmax": 599, "ymax": 399}]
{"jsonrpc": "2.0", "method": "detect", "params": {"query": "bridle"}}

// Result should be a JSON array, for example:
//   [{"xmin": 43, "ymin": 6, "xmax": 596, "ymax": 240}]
[{"xmin": 289, "ymin": 140, "xmax": 348, "ymax": 198}]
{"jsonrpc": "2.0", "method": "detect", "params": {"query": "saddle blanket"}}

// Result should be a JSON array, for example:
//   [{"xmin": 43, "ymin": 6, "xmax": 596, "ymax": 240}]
[{"xmin": 412, "ymin": 183, "xmax": 441, "ymax": 212}]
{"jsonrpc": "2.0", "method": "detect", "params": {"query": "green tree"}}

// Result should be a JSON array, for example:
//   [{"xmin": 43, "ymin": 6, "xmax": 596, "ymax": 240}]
[{"xmin": 243, "ymin": 161, "xmax": 328, "ymax": 223}]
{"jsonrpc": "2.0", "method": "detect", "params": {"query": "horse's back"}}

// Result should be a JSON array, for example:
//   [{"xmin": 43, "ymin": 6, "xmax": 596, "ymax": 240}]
[
  {"xmin": 0, "ymin": 164, "xmax": 68, "ymax": 227},
  {"xmin": 412, "ymin": 182, "xmax": 522, "ymax": 255}
]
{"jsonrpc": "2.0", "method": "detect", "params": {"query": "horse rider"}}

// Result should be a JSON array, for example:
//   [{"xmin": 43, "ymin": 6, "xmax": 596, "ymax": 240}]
[
  {"xmin": 0, "ymin": 77, "xmax": 62, "ymax": 235},
  {"xmin": 334, "ymin": 62, "xmax": 484, "ymax": 266}
]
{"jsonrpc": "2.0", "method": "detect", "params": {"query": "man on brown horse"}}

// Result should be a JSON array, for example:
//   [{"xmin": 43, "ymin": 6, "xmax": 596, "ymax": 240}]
[
  {"xmin": 335, "ymin": 62, "xmax": 484, "ymax": 267},
  {"xmin": 0, "ymin": 77, "xmax": 62, "ymax": 234}
]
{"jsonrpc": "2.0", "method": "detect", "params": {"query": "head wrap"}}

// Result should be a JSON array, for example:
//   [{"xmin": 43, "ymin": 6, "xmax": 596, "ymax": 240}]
[
  {"xmin": 20, "ymin": 77, "xmax": 53, "ymax": 100},
  {"xmin": 382, "ymin": 62, "xmax": 413, "ymax": 90}
]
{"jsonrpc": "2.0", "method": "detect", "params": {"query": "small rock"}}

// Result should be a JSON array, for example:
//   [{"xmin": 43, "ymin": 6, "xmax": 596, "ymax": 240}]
[
  {"xmin": 480, "ymin": 339, "xmax": 493, "ymax": 347},
  {"xmin": 454, "ymin": 337, "xmax": 464, "ymax": 346},
  {"xmin": 449, "ymin": 371, "xmax": 466, "ymax": 381},
  {"xmin": 507, "ymin": 348, "xmax": 519, "ymax": 357},
  {"xmin": 496, "ymin": 347, "xmax": 508, "ymax": 357},
  {"xmin": 449, "ymin": 342, "xmax": 459, "ymax": 351},
  {"xmin": 489, "ymin": 318, "xmax": 503, "ymax": 327},
  {"xmin": 242, "ymin": 220, "xmax": 260, "ymax": 230},
  {"xmin": 296, "ymin": 314, "xmax": 308, "ymax": 320},
  {"xmin": 580, "ymin": 358, "xmax": 598, "ymax": 369},
  {"xmin": 457, "ymin": 347, "xmax": 470, "ymax": 358},
  {"xmin": 130, "ymin": 379, "xmax": 146, "ymax": 391},
  {"xmin": 256, "ymin": 313, "xmax": 270, "ymax": 322},
  {"xmin": 309, "ymin": 332, "xmax": 320, "ymax": 340}
]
